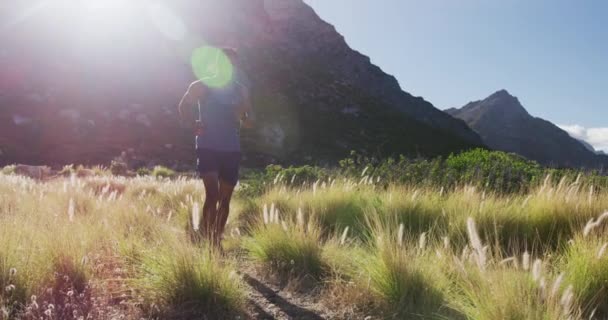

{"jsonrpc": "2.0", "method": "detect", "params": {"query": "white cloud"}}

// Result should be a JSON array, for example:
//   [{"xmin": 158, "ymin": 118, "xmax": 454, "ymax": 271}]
[{"xmin": 559, "ymin": 124, "xmax": 608, "ymax": 153}]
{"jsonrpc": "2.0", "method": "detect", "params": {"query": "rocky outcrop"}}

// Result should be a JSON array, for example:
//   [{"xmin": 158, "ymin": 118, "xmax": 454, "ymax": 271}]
[
  {"xmin": 447, "ymin": 90, "xmax": 607, "ymax": 169},
  {"xmin": 0, "ymin": 0, "xmax": 482, "ymax": 167}
]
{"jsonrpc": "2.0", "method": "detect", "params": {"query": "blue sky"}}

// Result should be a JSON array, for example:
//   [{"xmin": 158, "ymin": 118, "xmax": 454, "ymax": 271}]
[{"xmin": 304, "ymin": 0, "xmax": 608, "ymax": 151}]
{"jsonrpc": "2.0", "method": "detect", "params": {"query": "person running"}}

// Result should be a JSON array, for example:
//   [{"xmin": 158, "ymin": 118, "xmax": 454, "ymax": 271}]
[{"xmin": 178, "ymin": 47, "xmax": 254, "ymax": 247}]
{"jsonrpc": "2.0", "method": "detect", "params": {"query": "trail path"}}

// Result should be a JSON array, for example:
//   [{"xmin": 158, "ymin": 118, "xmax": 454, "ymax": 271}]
[{"xmin": 241, "ymin": 270, "xmax": 329, "ymax": 320}]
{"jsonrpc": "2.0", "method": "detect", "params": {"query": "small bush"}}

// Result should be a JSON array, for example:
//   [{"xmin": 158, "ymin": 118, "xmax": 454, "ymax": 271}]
[
  {"xmin": 363, "ymin": 247, "xmax": 449, "ymax": 318},
  {"xmin": 90, "ymin": 165, "xmax": 109, "ymax": 176},
  {"xmin": 110, "ymin": 160, "xmax": 128, "ymax": 176},
  {"xmin": 242, "ymin": 149, "xmax": 608, "ymax": 196},
  {"xmin": 75, "ymin": 165, "xmax": 99, "ymax": 178},
  {"xmin": 561, "ymin": 236, "xmax": 608, "ymax": 317},
  {"xmin": 450, "ymin": 267, "xmax": 580, "ymax": 320},
  {"xmin": 136, "ymin": 246, "xmax": 245, "ymax": 318},
  {"xmin": 58, "ymin": 164, "xmax": 74, "ymax": 176},
  {"xmin": 265, "ymin": 164, "xmax": 329, "ymax": 186},
  {"xmin": 354, "ymin": 215, "xmax": 454, "ymax": 318},
  {"xmin": 152, "ymin": 166, "xmax": 176, "ymax": 179},
  {"xmin": 1, "ymin": 165, "xmax": 16, "ymax": 175},
  {"xmin": 240, "ymin": 187, "xmax": 374, "ymax": 239},
  {"xmin": 244, "ymin": 216, "xmax": 326, "ymax": 283},
  {"xmin": 137, "ymin": 167, "xmax": 151, "ymax": 176},
  {"xmin": 445, "ymin": 148, "xmax": 543, "ymax": 193},
  {"xmin": 0, "ymin": 256, "xmax": 28, "ymax": 317}
]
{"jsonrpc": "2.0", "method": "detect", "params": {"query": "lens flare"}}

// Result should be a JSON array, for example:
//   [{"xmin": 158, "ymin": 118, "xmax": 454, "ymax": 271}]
[{"xmin": 191, "ymin": 46, "xmax": 234, "ymax": 88}]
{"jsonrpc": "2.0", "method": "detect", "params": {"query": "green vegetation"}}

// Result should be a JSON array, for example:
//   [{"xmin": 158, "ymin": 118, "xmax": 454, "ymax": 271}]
[
  {"xmin": 244, "ymin": 215, "xmax": 326, "ymax": 282},
  {"xmin": 136, "ymin": 167, "xmax": 151, "ymax": 176},
  {"xmin": 151, "ymin": 165, "xmax": 176, "ymax": 179},
  {"xmin": 136, "ymin": 245, "xmax": 244, "ymax": 318},
  {"xmin": 0, "ymin": 175, "xmax": 245, "ymax": 319},
  {"xmin": 561, "ymin": 233, "xmax": 608, "ymax": 316},
  {"xmin": 2, "ymin": 150, "xmax": 608, "ymax": 318},
  {"xmin": 110, "ymin": 160, "xmax": 129, "ymax": 176},
  {"xmin": 248, "ymin": 149, "xmax": 608, "ymax": 196},
  {"xmin": 1, "ymin": 165, "xmax": 15, "ymax": 175},
  {"xmin": 359, "ymin": 217, "xmax": 453, "ymax": 318}
]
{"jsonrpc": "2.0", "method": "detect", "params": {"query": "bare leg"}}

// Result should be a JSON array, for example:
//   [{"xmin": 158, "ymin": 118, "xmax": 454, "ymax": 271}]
[
  {"xmin": 200, "ymin": 173, "xmax": 220, "ymax": 244},
  {"xmin": 215, "ymin": 179, "xmax": 236, "ymax": 247}
]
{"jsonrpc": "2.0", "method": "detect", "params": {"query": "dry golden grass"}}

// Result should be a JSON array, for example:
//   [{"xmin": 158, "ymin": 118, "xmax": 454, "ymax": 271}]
[{"xmin": 2, "ymin": 170, "xmax": 608, "ymax": 319}]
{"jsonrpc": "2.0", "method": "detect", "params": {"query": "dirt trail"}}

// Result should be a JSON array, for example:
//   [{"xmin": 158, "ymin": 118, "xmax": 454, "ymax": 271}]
[{"xmin": 241, "ymin": 271, "xmax": 328, "ymax": 320}]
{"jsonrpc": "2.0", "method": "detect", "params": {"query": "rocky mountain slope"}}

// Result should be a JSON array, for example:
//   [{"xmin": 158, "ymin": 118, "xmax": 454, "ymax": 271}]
[
  {"xmin": 0, "ymin": 0, "xmax": 483, "ymax": 167},
  {"xmin": 447, "ymin": 90, "xmax": 607, "ymax": 168}
]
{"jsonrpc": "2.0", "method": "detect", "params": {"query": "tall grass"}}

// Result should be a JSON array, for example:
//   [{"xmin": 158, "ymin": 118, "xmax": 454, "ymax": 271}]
[
  {"xmin": 244, "ymin": 209, "xmax": 326, "ymax": 283},
  {"xmin": 3, "ymin": 165, "xmax": 608, "ymax": 319},
  {"xmin": 359, "ymin": 217, "xmax": 454, "ymax": 319},
  {"xmin": 451, "ymin": 266, "xmax": 579, "ymax": 320},
  {"xmin": 561, "ymin": 228, "xmax": 608, "ymax": 317},
  {"xmin": 0, "ymin": 174, "xmax": 245, "ymax": 319},
  {"xmin": 239, "ymin": 176, "xmax": 606, "ymax": 318},
  {"xmin": 135, "ymin": 245, "xmax": 244, "ymax": 318},
  {"xmin": 237, "ymin": 177, "xmax": 608, "ymax": 254}
]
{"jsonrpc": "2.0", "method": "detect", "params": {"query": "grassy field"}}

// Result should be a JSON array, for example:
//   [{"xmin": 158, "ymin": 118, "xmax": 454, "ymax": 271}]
[{"xmin": 1, "ymin": 162, "xmax": 608, "ymax": 319}]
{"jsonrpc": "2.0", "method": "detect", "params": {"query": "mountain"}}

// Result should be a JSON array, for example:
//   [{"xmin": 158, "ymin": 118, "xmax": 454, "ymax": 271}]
[
  {"xmin": 447, "ymin": 90, "xmax": 607, "ymax": 168},
  {"xmin": 572, "ymin": 138, "xmax": 605, "ymax": 156},
  {"xmin": 0, "ymin": 0, "xmax": 483, "ymax": 167},
  {"xmin": 577, "ymin": 139, "xmax": 597, "ymax": 153}
]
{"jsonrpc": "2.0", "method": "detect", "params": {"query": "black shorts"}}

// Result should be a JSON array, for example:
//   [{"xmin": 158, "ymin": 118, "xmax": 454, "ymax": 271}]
[{"xmin": 196, "ymin": 148, "xmax": 241, "ymax": 186}]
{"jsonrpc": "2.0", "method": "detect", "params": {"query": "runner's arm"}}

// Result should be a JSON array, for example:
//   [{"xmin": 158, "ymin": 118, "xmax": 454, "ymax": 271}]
[{"xmin": 178, "ymin": 81, "xmax": 207, "ymax": 127}]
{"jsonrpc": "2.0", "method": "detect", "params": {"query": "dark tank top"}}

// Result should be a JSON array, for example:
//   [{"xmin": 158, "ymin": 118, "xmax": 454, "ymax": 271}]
[{"xmin": 195, "ymin": 71, "xmax": 245, "ymax": 152}]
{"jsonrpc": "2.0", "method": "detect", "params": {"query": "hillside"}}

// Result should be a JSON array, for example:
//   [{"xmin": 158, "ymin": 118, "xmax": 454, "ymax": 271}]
[
  {"xmin": 447, "ymin": 90, "xmax": 607, "ymax": 169},
  {"xmin": 0, "ymin": 0, "xmax": 483, "ymax": 168}
]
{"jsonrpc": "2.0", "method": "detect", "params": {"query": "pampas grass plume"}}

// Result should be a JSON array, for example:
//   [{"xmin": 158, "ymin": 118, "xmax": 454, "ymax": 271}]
[
  {"xmin": 550, "ymin": 272, "xmax": 565, "ymax": 298},
  {"xmin": 340, "ymin": 226, "xmax": 349, "ymax": 245},
  {"xmin": 522, "ymin": 251, "xmax": 530, "ymax": 271},
  {"xmin": 397, "ymin": 223, "xmax": 405, "ymax": 247},
  {"xmin": 192, "ymin": 202, "xmax": 200, "ymax": 231},
  {"xmin": 532, "ymin": 259, "xmax": 542, "ymax": 282},
  {"xmin": 68, "ymin": 198, "xmax": 75, "ymax": 222}
]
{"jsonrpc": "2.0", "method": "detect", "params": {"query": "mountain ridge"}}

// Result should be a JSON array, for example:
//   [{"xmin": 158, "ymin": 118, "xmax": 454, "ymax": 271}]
[
  {"xmin": 0, "ymin": 0, "xmax": 483, "ymax": 167},
  {"xmin": 447, "ymin": 90, "xmax": 607, "ymax": 169}
]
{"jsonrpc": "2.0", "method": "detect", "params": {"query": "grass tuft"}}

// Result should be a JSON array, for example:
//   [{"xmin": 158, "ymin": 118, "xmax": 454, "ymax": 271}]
[
  {"xmin": 244, "ymin": 214, "xmax": 326, "ymax": 283},
  {"xmin": 561, "ymin": 234, "xmax": 608, "ymax": 317},
  {"xmin": 0, "ymin": 165, "xmax": 16, "ymax": 175},
  {"xmin": 136, "ymin": 246, "xmax": 245, "ymax": 318},
  {"xmin": 152, "ymin": 166, "xmax": 176, "ymax": 179}
]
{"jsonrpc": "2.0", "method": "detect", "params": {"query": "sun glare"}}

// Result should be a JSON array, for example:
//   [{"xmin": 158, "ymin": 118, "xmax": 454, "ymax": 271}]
[{"xmin": 83, "ymin": 0, "xmax": 131, "ymax": 14}]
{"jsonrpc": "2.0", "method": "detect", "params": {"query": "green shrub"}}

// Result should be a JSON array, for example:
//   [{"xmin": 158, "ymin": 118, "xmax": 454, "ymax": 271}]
[
  {"xmin": 241, "ymin": 187, "xmax": 375, "ymax": 239},
  {"xmin": 136, "ymin": 246, "xmax": 245, "ymax": 318},
  {"xmin": 265, "ymin": 164, "xmax": 329, "ymax": 186},
  {"xmin": 445, "ymin": 148, "xmax": 543, "ymax": 193},
  {"xmin": 243, "ymin": 149, "xmax": 608, "ymax": 196},
  {"xmin": 89, "ymin": 165, "xmax": 110, "ymax": 176},
  {"xmin": 58, "ymin": 164, "xmax": 74, "ymax": 176},
  {"xmin": 561, "ymin": 236, "xmax": 608, "ymax": 317},
  {"xmin": 244, "ymin": 217, "xmax": 326, "ymax": 282},
  {"xmin": 0, "ymin": 254, "xmax": 28, "ymax": 317},
  {"xmin": 348, "ymin": 214, "xmax": 455, "ymax": 318},
  {"xmin": 137, "ymin": 167, "xmax": 151, "ymax": 176},
  {"xmin": 152, "ymin": 166, "xmax": 176, "ymax": 179},
  {"xmin": 110, "ymin": 160, "xmax": 128, "ymax": 176},
  {"xmin": 1, "ymin": 165, "xmax": 16, "ymax": 175},
  {"xmin": 450, "ymin": 268, "xmax": 576, "ymax": 320},
  {"xmin": 363, "ymin": 247, "xmax": 449, "ymax": 318}
]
